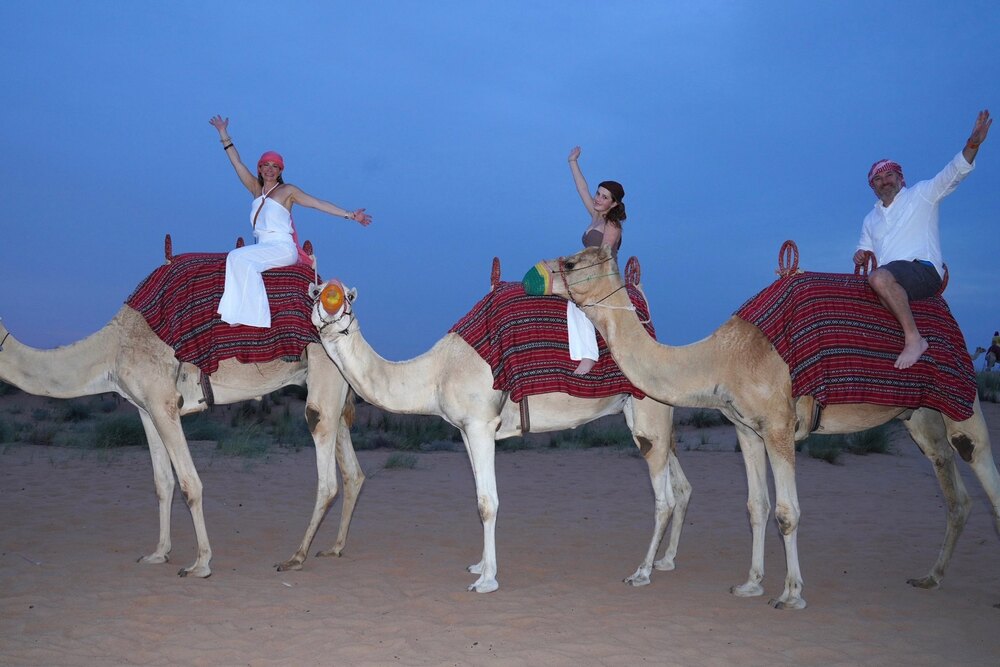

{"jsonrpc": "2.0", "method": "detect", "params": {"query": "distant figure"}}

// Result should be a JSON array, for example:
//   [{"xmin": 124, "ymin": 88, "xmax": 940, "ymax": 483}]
[
  {"xmin": 989, "ymin": 330, "xmax": 1000, "ymax": 369},
  {"xmin": 854, "ymin": 110, "xmax": 991, "ymax": 370},
  {"xmin": 209, "ymin": 115, "xmax": 372, "ymax": 328},
  {"xmin": 566, "ymin": 146, "xmax": 626, "ymax": 375}
]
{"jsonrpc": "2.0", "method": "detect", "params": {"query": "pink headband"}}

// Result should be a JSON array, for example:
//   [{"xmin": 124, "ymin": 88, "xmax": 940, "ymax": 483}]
[
  {"xmin": 867, "ymin": 159, "xmax": 904, "ymax": 190},
  {"xmin": 257, "ymin": 151, "xmax": 285, "ymax": 170}
]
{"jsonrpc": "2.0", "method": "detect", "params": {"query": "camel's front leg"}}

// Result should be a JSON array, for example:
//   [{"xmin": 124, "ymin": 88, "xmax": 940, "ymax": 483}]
[
  {"xmin": 766, "ymin": 453, "xmax": 805, "ymax": 610},
  {"xmin": 136, "ymin": 411, "xmax": 174, "ymax": 565},
  {"xmin": 461, "ymin": 426, "xmax": 499, "ymax": 593},
  {"xmin": 730, "ymin": 425, "xmax": 769, "ymax": 599},
  {"xmin": 322, "ymin": 416, "xmax": 366, "ymax": 557}
]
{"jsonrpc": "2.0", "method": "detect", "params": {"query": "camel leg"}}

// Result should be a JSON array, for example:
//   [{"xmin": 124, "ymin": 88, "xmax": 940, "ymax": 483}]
[
  {"xmin": 657, "ymin": 453, "xmax": 692, "ymax": 571},
  {"xmin": 460, "ymin": 425, "xmax": 499, "ymax": 593},
  {"xmin": 730, "ymin": 425, "xmax": 770, "ymax": 599},
  {"xmin": 621, "ymin": 398, "xmax": 685, "ymax": 586},
  {"xmin": 136, "ymin": 411, "xmax": 175, "ymax": 565},
  {"xmin": 901, "ymin": 408, "xmax": 971, "ymax": 589},
  {"xmin": 317, "ymin": 417, "xmax": 365, "ymax": 558},
  {"xmin": 765, "ymin": 452, "xmax": 804, "ymax": 610},
  {"xmin": 141, "ymin": 403, "xmax": 212, "ymax": 577},
  {"xmin": 277, "ymin": 365, "xmax": 350, "ymax": 571}
]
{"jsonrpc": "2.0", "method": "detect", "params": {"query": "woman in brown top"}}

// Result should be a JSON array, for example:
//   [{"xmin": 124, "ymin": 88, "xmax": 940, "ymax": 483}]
[{"xmin": 566, "ymin": 146, "xmax": 627, "ymax": 374}]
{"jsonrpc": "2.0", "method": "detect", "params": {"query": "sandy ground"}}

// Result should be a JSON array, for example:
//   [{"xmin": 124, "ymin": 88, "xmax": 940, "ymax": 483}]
[{"xmin": 2, "ymin": 404, "xmax": 999, "ymax": 666}]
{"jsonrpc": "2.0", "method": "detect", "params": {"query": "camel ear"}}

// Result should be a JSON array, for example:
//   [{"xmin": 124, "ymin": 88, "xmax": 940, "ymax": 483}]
[{"xmin": 346, "ymin": 287, "xmax": 357, "ymax": 303}]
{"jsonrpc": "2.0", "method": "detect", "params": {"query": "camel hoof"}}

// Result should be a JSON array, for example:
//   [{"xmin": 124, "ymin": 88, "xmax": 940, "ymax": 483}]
[
  {"xmin": 468, "ymin": 579, "xmax": 499, "ymax": 593},
  {"xmin": 276, "ymin": 559, "xmax": 304, "ymax": 572},
  {"xmin": 624, "ymin": 571, "xmax": 651, "ymax": 587},
  {"xmin": 769, "ymin": 596, "xmax": 807, "ymax": 610},
  {"xmin": 906, "ymin": 576, "xmax": 940, "ymax": 590},
  {"xmin": 177, "ymin": 566, "xmax": 211, "ymax": 578},
  {"xmin": 653, "ymin": 557, "xmax": 676, "ymax": 572},
  {"xmin": 467, "ymin": 562, "xmax": 485, "ymax": 575},
  {"xmin": 138, "ymin": 553, "xmax": 168, "ymax": 565},
  {"xmin": 731, "ymin": 582, "xmax": 764, "ymax": 598},
  {"xmin": 315, "ymin": 548, "xmax": 343, "ymax": 558}
]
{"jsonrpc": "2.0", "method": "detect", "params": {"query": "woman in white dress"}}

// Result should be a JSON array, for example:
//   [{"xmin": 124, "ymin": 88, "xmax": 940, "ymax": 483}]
[
  {"xmin": 209, "ymin": 115, "xmax": 372, "ymax": 327},
  {"xmin": 566, "ymin": 146, "xmax": 625, "ymax": 374}
]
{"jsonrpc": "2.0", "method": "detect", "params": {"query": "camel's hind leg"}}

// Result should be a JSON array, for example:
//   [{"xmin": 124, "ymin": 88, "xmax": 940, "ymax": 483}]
[
  {"xmin": 317, "ymin": 415, "xmax": 365, "ymax": 558},
  {"xmin": 277, "ymin": 361, "xmax": 363, "ymax": 570},
  {"xmin": 913, "ymin": 398, "xmax": 1000, "ymax": 588},
  {"xmin": 621, "ymin": 397, "xmax": 689, "ymax": 586},
  {"xmin": 139, "ymin": 403, "xmax": 212, "ymax": 577},
  {"xmin": 136, "ymin": 411, "xmax": 175, "ymax": 566},
  {"xmin": 901, "ymin": 408, "xmax": 971, "ymax": 589},
  {"xmin": 729, "ymin": 424, "xmax": 771, "ymax": 600}
]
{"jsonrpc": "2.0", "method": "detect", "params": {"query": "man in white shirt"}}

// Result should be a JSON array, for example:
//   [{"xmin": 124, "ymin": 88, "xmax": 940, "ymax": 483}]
[{"xmin": 854, "ymin": 109, "xmax": 992, "ymax": 370}]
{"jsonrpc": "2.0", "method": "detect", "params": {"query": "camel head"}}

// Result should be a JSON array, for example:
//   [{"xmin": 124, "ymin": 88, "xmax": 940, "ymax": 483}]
[
  {"xmin": 525, "ymin": 245, "xmax": 625, "ymax": 308},
  {"xmin": 311, "ymin": 279, "xmax": 359, "ymax": 354}
]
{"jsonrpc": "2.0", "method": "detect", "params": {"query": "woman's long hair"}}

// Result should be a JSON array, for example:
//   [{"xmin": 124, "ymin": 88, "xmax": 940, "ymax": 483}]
[{"xmin": 599, "ymin": 180, "xmax": 626, "ymax": 227}]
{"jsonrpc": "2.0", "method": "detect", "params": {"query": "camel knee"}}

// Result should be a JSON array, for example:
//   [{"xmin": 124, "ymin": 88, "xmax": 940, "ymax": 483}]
[
  {"xmin": 478, "ymin": 495, "xmax": 497, "ymax": 524},
  {"xmin": 305, "ymin": 404, "xmax": 323, "ymax": 434},
  {"xmin": 179, "ymin": 478, "xmax": 203, "ymax": 508},
  {"xmin": 774, "ymin": 503, "xmax": 799, "ymax": 535},
  {"xmin": 948, "ymin": 433, "xmax": 976, "ymax": 463}
]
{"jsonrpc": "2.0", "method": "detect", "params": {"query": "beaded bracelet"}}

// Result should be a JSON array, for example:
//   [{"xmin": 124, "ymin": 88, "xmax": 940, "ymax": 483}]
[{"xmin": 223, "ymin": 142, "xmax": 234, "ymax": 151}]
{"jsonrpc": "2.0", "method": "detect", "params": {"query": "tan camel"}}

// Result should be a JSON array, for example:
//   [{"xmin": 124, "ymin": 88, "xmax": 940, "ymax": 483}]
[
  {"xmin": 310, "ymin": 281, "xmax": 692, "ymax": 592},
  {"xmin": 536, "ymin": 245, "xmax": 1000, "ymax": 609},
  {"xmin": 0, "ymin": 308, "xmax": 364, "ymax": 578}
]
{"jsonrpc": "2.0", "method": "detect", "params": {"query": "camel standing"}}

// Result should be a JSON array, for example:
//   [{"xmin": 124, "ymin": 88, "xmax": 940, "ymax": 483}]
[
  {"xmin": 311, "ymin": 282, "xmax": 691, "ymax": 592},
  {"xmin": 536, "ymin": 245, "xmax": 1000, "ymax": 609},
  {"xmin": 0, "ymin": 307, "xmax": 364, "ymax": 577}
]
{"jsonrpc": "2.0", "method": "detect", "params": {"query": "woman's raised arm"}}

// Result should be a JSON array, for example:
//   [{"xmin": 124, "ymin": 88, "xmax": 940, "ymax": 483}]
[
  {"xmin": 567, "ymin": 146, "xmax": 596, "ymax": 218},
  {"xmin": 209, "ymin": 115, "xmax": 260, "ymax": 195}
]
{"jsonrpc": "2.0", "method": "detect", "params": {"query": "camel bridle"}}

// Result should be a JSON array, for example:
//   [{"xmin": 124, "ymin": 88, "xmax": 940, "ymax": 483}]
[
  {"xmin": 556, "ymin": 256, "xmax": 637, "ymax": 314},
  {"xmin": 312, "ymin": 293, "xmax": 355, "ymax": 337}
]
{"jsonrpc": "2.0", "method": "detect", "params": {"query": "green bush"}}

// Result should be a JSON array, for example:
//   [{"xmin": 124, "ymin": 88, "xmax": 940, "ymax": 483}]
[
  {"xmin": 0, "ymin": 418, "xmax": 12, "ymax": 443},
  {"xmin": 60, "ymin": 400, "xmax": 93, "ymax": 422},
  {"xmin": 977, "ymin": 372, "xmax": 1000, "ymax": 403},
  {"xmin": 802, "ymin": 423, "xmax": 893, "ymax": 464},
  {"xmin": 216, "ymin": 423, "xmax": 270, "ymax": 458},
  {"xmin": 681, "ymin": 409, "xmax": 729, "ymax": 428},
  {"xmin": 383, "ymin": 452, "xmax": 418, "ymax": 470},
  {"xmin": 270, "ymin": 413, "xmax": 313, "ymax": 449},
  {"xmin": 94, "ymin": 415, "xmax": 147, "ymax": 448},
  {"xmin": 182, "ymin": 412, "xmax": 228, "ymax": 442},
  {"xmin": 0, "ymin": 381, "xmax": 20, "ymax": 396},
  {"xmin": 25, "ymin": 424, "xmax": 57, "ymax": 446}
]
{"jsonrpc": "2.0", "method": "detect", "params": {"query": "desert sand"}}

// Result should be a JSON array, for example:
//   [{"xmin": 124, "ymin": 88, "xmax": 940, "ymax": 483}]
[{"xmin": 2, "ymin": 403, "xmax": 999, "ymax": 667}]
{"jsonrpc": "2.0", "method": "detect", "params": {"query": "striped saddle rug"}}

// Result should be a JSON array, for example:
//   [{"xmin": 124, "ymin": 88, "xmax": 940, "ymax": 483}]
[
  {"xmin": 125, "ymin": 253, "xmax": 319, "ymax": 375},
  {"xmin": 450, "ymin": 281, "xmax": 656, "ymax": 403},
  {"xmin": 735, "ymin": 271, "xmax": 976, "ymax": 421}
]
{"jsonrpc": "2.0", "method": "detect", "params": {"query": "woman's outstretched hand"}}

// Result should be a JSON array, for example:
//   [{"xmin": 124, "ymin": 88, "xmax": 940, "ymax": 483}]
[
  {"xmin": 568, "ymin": 146, "xmax": 581, "ymax": 162},
  {"xmin": 350, "ymin": 208, "xmax": 373, "ymax": 226},
  {"xmin": 209, "ymin": 115, "xmax": 229, "ymax": 133}
]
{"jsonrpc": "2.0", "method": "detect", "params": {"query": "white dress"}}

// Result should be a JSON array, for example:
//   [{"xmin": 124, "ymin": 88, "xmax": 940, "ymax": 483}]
[{"xmin": 216, "ymin": 185, "xmax": 299, "ymax": 328}]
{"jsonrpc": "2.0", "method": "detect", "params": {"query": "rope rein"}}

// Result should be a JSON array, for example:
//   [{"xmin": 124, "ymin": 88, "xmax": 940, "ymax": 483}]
[
  {"xmin": 556, "ymin": 256, "xmax": 651, "ymax": 324},
  {"xmin": 0, "ymin": 331, "xmax": 9, "ymax": 352}
]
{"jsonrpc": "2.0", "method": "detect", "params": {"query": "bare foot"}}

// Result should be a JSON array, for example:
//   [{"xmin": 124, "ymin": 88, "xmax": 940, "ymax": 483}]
[
  {"xmin": 573, "ymin": 358, "xmax": 597, "ymax": 375},
  {"xmin": 894, "ymin": 337, "xmax": 929, "ymax": 369}
]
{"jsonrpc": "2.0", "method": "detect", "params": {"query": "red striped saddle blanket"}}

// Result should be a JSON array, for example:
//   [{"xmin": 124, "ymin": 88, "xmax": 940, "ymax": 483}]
[
  {"xmin": 735, "ymin": 271, "xmax": 976, "ymax": 421},
  {"xmin": 125, "ymin": 253, "xmax": 319, "ymax": 375},
  {"xmin": 450, "ymin": 281, "xmax": 656, "ymax": 403}
]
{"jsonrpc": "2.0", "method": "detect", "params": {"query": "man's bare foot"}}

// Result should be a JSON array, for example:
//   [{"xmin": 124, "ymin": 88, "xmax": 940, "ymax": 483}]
[
  {"xmin": 894, "ymin": 337, "xmax": 929, "ymax": 369},
  {"xmin": 573, "ymin": 358, "xmax": 597, "ymax": 375}
]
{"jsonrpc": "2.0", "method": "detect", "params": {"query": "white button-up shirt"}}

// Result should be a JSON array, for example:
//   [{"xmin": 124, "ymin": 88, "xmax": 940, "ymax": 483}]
[{"xmin": 857, "ymin": 151, "xmax": 974, "ymax": 279}]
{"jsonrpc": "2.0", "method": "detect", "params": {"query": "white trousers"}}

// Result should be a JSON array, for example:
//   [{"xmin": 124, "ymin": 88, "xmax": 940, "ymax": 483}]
[
  {"xmin": 217, "ymin": 235, "xmax": 298, "ymax": 328},
  {"xmin": 566, "ymin": 301, "xmax": 599, "ymax": 362}
]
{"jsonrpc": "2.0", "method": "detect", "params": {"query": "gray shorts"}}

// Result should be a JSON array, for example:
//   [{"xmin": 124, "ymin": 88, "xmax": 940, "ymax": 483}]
[{"xmin": 882, "ymin": 259, "xmax": 942, "ymax": 300}]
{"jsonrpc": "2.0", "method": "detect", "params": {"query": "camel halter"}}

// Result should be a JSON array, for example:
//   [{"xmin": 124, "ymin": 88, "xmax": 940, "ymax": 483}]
[
  {"xmin": 312, "ymin": 291, "xmax": 355, "ymax": 336},
  {"xmin": 556, "ymin": 256, "xmax": 650, "ymax": 324}
]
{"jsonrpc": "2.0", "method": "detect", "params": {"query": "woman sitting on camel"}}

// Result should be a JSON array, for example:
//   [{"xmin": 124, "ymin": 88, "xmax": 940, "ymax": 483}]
[
  {"xmin": 209, "ymin": 114, "xmax": 372, "ymax": 328},
  {"xmin": 566, "ymin": 145, "xmax": 626, "ymax": 374}
]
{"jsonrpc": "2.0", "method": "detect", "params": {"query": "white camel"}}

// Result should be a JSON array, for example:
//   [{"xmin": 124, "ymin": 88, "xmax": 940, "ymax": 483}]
[
  {"xmin": 0, "ymin": 308, "xmax": 364, "ymax": 578},
  {"xmin": 537, "ymin": 245, "xmax": 1000, "ymax": 609},
  {"xmin": 310, "ymin": 280, "xmax": 692, "ymax": 592}
]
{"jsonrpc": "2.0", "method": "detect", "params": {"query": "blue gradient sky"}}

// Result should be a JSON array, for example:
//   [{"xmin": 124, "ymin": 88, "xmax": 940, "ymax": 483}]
[{"xmin": 2, "ymin": 2, "xmax": 997, "ymax": 360}]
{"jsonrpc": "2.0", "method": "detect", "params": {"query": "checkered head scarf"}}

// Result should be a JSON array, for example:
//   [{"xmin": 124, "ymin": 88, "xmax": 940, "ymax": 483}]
[{"xmin": 867, "ymin": 159, "xmax": 905, "ymax": 192}]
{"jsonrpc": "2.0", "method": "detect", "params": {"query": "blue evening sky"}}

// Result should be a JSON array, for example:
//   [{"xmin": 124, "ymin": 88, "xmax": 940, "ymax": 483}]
[{"xmin": 2, "ymin": 2, "xmax": 997, "ymax": 360}]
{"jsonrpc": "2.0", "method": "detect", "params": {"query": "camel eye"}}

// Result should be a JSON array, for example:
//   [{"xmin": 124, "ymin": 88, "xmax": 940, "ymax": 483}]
[{"xmin": 564, "ymin": 261, "xmax": 576, "ymax": 270}]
